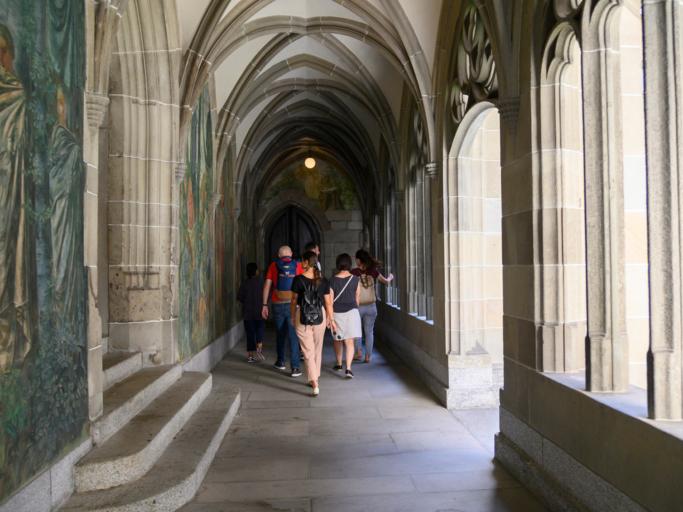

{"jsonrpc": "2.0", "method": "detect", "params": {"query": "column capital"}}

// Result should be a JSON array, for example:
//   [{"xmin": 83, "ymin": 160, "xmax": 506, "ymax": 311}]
[
  {"xmin": 85, "ymin": 91, "xmax": 110, "ymax": 131},
  {"xmin": 425, "ymin": 162, "xmax": 439, "ymax": 178},
  {"xmin": 498, "ymin": 96, "xmax": 520, "ymax": 127}
]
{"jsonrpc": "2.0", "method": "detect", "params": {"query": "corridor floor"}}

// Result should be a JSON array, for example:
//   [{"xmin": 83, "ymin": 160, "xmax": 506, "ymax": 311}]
[{"xmin": 182, "ymin": 336, "xmax": 546, "ymax": 512}]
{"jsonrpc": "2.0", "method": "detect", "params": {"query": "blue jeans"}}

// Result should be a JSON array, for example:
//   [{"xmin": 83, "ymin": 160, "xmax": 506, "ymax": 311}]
[
  {"xmin": 272, "ymin": 303, "xmax": 301, "ymax": 368},
  {"xmin": 355, "ymin": 303, "xmax": 378, "ymax": 358}
]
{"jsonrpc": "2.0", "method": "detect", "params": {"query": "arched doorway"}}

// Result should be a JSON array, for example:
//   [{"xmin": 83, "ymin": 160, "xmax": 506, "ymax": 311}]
[{"xmin": 265, "ymin": 205, "xmax": 322, "ymax": 266}]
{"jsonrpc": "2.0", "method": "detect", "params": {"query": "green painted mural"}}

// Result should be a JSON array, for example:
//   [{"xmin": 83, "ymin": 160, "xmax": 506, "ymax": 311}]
[
  {"xmin": 179, "ymin": 86, "xmax": 225, "ymax": 360},
  {"xmin": 263, "ymin": 160, "xmax": 360, "ymax": 211},
  {"xmin": 0, "ymin": 0, "xmax": 86, "ymax": 502}
]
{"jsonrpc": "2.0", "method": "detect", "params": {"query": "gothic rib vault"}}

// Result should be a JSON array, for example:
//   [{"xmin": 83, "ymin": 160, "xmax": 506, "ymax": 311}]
[{"xmin": 0, "ymin": 0, "xmax": 682, "ymax": 511}]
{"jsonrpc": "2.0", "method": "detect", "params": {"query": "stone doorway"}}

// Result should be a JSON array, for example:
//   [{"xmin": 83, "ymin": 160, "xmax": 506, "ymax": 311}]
[{"xmin": 265, "ymin": 205, "xmax": 323, "ymax": 265}]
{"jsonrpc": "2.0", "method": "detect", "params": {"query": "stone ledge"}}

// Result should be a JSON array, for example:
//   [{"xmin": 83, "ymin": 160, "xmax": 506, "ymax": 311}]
[
  {"xmin": 0, "ymin": 438, "xmax": 92, "ymax": 512},
  {"xmin": 495, "ymin": 423, "xmax": 646, "ymax": 512},
  {"xmin": 501, "ymin": 359, "xmax": 683, "ymax": 510},
  {"xmin": 495, "ymin": 432, "xmax": 589, "ymax": 512},
  {"xmin": 182, "ymin": 321, "xmax": 244, "ymax": 373}
]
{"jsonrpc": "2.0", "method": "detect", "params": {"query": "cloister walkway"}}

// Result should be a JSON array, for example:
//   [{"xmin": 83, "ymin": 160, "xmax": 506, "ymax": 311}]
[{"xmin": 182, "ymin": 335, "xmax": 546, "ymax": 512}]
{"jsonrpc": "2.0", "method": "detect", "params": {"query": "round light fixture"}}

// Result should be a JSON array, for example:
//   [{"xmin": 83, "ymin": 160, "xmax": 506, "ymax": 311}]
[{"xmin": 304, "ymin": 157, "xmax": 316, "ymax": 169}]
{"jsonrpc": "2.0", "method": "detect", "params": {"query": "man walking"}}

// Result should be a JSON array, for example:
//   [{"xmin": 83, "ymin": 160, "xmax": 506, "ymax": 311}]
[{"xmin": 262, "ymin": 246, "xmax": 303, "ymax": 376}]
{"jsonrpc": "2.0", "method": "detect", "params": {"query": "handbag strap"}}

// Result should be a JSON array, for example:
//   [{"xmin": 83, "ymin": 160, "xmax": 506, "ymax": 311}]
[{"xmin": 333, "ymin": 276, "xmax": 354, "ymax": 304}]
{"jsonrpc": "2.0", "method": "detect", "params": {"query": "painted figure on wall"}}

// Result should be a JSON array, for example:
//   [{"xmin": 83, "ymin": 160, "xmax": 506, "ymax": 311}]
[
  {"xmin": 0, "ymin": 23, "xmax": 31, "ymax": 373},
  {"xmin": 0, "ymin": 0, "xmax": 86, "ymax": 502},
  {"xmin": 263, "ymin": 160, "xmax": 359, "ymax": 211},
  {"xmin": 49, "ymin": 86, "xmax": 84, "ymax": 327}
]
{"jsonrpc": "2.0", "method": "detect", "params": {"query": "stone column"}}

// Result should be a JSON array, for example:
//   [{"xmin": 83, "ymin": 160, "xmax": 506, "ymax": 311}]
[
  {"xmin": 581, "ymin": 6, "xmax": 629, "ymax": 391},
  {"xmin": 397, "ymin": 193, "xmax": 409, "ymax": 311},
  {"xmin": 415, "ymin": 170, "xmax": 427, "ymax": 317},
  {"xmin": 644, "ymin": 0, "xmax": 683, "ymax": 419},
  {"xmin": 106, "ymin": 2, "xmax": 181, "ymax": 365},
  {"xmin": 407, "ymin": 182, "xmax": 418, "ymax": 313},
  {"xmin": 84, "ymin": 91, "xmax": 110, "ymax": 420},
  {"xmin": 535, "ymin": 32, "xmax": 587, "ymax": 373},
  {"xmin": 425, "ymin": 162, "xmax": 438, "ymax": 320}
]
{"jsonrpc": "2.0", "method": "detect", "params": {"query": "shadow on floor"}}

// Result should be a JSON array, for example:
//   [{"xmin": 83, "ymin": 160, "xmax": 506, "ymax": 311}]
[{"xmin": 181, "ymin": 328, "xmax": 547, "ymax": 512}]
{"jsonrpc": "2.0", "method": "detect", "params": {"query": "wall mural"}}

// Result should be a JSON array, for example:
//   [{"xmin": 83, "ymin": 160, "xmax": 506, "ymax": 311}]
[
  {"xmin": 0, "ymin": 0, "xmax": 87, "ymax": 502},
  {"xmin": 262, "ymin": 160, "xmax": 359, "ymax": 211},
  {"xmin": 214, "ymin": 157, "xmax": 240, "ymax": 335},
  {"xmin": 179, "ymin": 87, "xmax": 216, "ymax": 360}
]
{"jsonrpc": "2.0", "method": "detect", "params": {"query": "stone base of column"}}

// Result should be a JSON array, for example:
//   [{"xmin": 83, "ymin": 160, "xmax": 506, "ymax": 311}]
[
  {"xmin": 446, "ymin": 353, "xmax": 499, "ymax": 409},
  {"xmin": 375, "ymin": 315, "xmax": 449, "ymax": 406},
  {"xmin": 109, "ymin": 318, "xmax": 177, "ymax": 366},
  {"xmin": 375, "ymin": 309, "xmax": 501, "ymax": 409}
]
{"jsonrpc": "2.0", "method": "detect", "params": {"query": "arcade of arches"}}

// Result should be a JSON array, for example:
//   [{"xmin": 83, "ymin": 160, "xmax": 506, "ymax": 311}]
[{"xmin": 0, "ymin": 0, "xmax": 682, "ymax": 511}]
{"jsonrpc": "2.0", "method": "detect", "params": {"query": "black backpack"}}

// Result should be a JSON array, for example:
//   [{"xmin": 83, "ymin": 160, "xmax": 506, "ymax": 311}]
[{"xmin": 300, "ymin": 279, "xmax": 323, "ymax": 326}]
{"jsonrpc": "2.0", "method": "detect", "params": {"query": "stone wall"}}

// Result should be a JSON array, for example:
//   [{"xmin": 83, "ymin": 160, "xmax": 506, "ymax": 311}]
[{"xmin": 321, "ymin": 210, "xmax": 364, "ymax": 276}]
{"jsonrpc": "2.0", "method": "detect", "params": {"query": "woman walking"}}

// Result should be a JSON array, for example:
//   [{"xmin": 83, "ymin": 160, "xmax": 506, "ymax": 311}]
[
  {"xmin": 330, "ymin": 253, "xmax": 362, "ymax": 378},
  {"xmin": 290, "ymin": 251, "xmax": 333, "ymax": 396},
  {"xmin": 352, "ymin": 249, "xmax": 394, "ymax": 363}
]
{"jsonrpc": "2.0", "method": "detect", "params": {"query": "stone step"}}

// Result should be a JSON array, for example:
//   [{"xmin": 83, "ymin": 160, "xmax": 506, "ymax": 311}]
[
  {"xmin": 62, "ymin": 385, "xmax": 241, "ymax": 512},
  {"xmin": 103, "ymin": 351, "xmax": 143, "ymax": 391},
  {"xmin": 75, "ymin": 372, "xmax": 213, "ymax": 493},
  {"xmin": 93, "ymin": 365, "xmax": 182, "ymax": 446}
]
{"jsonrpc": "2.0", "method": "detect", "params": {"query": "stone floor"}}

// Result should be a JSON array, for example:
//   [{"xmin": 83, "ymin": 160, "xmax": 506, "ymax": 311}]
[{"xmin": 182, "ymin": 334, "xmax": 546, "ymax": 512}]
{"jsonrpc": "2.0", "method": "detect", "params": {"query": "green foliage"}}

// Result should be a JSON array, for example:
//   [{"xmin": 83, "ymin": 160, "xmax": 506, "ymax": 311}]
[{"xmin": 0, "ymin": 370, "xmax": 28, "ymax": 439}]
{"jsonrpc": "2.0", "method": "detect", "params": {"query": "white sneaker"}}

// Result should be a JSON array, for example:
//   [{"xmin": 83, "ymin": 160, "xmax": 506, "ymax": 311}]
[{"xmin": 312, "ymin": 387, "xmax": 320, "ymax": 397}]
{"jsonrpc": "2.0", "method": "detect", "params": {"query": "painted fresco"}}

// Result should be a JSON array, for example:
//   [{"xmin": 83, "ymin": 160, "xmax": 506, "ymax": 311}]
[
  {"xmin": 214, "ymin": 157, "xmax": 235, "ymax": 335},
  {"xmin": 0, "ymin": 0, "xmax": 86, "ymax": 501},
  {"xmin": 263, "ymin": 160, "xmax": 360, "ymax": 211},
  {"xmin": 179, "ymin": 87, "xmax": 215, "ymax": 359}
]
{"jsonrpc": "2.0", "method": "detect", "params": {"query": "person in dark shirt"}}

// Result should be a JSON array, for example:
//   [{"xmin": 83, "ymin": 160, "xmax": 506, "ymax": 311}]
[
  {"xmin": 330, "ymin": 253, "xmax": 362, "ymax": 378},
  {"xmin": 238, "ymin": 262, "xmax": 265, "ymax": 363},
  {"xmin": 290, "ymin": 251, "xmax": 333, "ymax": 396}
]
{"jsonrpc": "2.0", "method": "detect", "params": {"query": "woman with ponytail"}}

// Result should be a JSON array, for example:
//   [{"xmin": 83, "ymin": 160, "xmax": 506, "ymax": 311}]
[
  {"xmin": 351, "ymin": 249, "xmax": 394, "ymax": 363},
  {"xmin": 290, "ymin": 251, "xmax": 333, "ymax": 396}
]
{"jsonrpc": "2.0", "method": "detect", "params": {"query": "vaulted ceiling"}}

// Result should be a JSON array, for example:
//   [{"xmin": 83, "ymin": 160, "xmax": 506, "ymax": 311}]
[{"xmin": 177, "ymin": 0, "xmax": 444, "ymax": 214}]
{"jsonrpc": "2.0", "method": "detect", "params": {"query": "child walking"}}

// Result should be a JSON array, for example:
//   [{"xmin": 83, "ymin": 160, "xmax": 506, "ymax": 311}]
[{"xmin": 238, "ymin": 262, "xmax": 265, "ymax": 362}]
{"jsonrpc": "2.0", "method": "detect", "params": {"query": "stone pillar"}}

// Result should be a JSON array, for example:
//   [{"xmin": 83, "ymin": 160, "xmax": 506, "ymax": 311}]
[
  {"xmin": 425, "ymin": 162, "xmax": 438, "ymax": 320},
  {"xmin": 84, "ymin": 91, "xmax": 110, "ymax": 421},
  {"xmin": 415, "ymin": 170, "xmax": 427, "ymax": 317},
  {"xmin": 581, "ymin": 6, "xmax": 629, "ymax": 391},
  {"xmin": 106, "ymin": 2, "xmax": 181, "ymax": 365},
  {"xmin": 397, "ymin": 193, "xmax": 409, "ymax": 311},
  {"xmin": 407, "ymin": 182, "xmax": 418, "ymax": 313},
  {"xmin": 644, "ymin": 0, "xmax": 683, "ymax": 420},
  {"xmin": 535, "ymin": 32, "xmax": 587, "ymax": 373}
]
